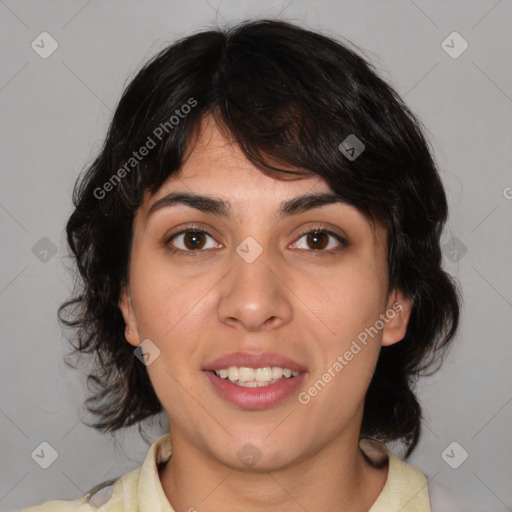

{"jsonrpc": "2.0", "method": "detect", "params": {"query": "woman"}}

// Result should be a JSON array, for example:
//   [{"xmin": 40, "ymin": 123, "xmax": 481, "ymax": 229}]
[{"xmin": 21, "ymin": 19, "xmax": 459, "ymax": 512}]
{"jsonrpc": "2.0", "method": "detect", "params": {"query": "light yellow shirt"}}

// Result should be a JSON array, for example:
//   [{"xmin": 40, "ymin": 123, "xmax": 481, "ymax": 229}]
[{"xmin": 19, "ymin": 434, "xmax": 431, "ymax": 511}]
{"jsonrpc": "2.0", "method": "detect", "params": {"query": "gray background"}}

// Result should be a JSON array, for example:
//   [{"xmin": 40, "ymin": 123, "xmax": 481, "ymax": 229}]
[{"xmin": 1, "ymin": 1, "xmax": 511, "ymax": 511}]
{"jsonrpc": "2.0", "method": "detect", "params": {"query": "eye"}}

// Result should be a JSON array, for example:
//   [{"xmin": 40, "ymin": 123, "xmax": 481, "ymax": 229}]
[
  {"xmin": 166, "ymin": 228, "xmax": 221, "ymax": 254},
  {"xmin": 290, "ymin": 229, "xmax": 346, "ymax": 252},
  {"xmin": 165, "ymin": 226, "xmax": 346, "ymax": 256}
]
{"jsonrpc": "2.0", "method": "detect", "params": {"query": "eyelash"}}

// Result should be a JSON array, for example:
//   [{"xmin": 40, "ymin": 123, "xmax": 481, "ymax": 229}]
[{"xmin": 164, "ymin": 224, "xmax": 347, "ymax": 258}]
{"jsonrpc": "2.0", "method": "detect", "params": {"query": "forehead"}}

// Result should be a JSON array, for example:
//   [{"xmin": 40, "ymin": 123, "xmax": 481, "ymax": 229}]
[{"xmin": 140, "ymin": 116, "xmax": 332, "ymax": 211}]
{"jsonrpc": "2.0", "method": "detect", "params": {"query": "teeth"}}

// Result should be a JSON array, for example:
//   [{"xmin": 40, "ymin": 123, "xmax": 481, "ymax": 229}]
[
  {"xmin": 272, "ymin": 366, "xmax": 283, "ymax": 379},
  {"xmin": 214, "ymin": 366, "xmax": 300, "ymax": 385},
  {"xmin": 239, "ymin": 367, "xmax": 255, "ymax": 382},
  {"xmin": 228, "ymin": 367, "xmax": 239, "ymax": 381},
  {"xmin": 255, "ymin": 367, "xmax": 272, "ymax": 381},
  {"xmin": 237, "ymin": 380, "xmax": 279, "ymax": 388}
]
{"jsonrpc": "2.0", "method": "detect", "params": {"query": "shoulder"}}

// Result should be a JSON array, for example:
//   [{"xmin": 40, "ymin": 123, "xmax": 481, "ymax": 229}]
[
  {"xmin": 18, "ymin": 468, "xmax": 140, "ymax": 512},
  {"xmin": 18, "ymin": 433, "xmax": 173, "ymax": 512},
  {"xmin": 360, "ymin": 438, "xmax": 432, "ymax": 512}
]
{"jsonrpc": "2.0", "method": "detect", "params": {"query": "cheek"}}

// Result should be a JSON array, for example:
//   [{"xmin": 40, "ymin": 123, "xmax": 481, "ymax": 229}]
[
  {"xmin": 129, "ymin": 248, "xmax": 204, "ymax": 338},
  {"xmin": 303, "ymin": 260, "xmax": 386, "ymax": 393},
  {"xmin": 310, "ymin": 264, "xmax": 386, "ymax": 341},
  {"xmin": 130, "ymin": 263, "xmax": 213, "ymax": 416}
]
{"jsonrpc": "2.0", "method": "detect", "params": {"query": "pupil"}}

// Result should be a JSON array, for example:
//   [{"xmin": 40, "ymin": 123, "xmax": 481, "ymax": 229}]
[
  {"xmin": 308, "ymin": 232, "xmax": 327, "ymax": 250},
  {"xmin": 185, "ymin": 232, "xmax": 204, "ymax": 250}
]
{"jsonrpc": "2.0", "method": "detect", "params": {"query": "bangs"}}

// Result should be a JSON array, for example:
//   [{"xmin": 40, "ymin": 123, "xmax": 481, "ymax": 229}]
[{"xmin": 101, "ymin": 21, "xmax": 430, "ymax": 230}]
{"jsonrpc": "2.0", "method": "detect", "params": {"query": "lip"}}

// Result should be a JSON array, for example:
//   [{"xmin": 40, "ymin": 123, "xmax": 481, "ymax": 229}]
[
  {"xmin": 203, "ymin": 351, "xmax": 307, "ymax": 372},
  {"xmin": 204, "ymin": 370, "xmax": 307, "ymax": 409}
]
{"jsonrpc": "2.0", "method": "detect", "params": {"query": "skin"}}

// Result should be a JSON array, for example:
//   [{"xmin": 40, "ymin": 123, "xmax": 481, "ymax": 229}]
[{"xmin": 119, "ymin": 115, "xmax": 412, "ymax": 512}]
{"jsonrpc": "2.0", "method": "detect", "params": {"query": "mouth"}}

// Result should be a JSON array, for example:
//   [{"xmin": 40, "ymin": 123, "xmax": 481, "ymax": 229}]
[
  {"xmin": 210, "ymin": 366, "xmax": 301, "ymax": 387},
  {"xmin": 202, "ymin": 352, "xmax": 308, "ymax": 409}
]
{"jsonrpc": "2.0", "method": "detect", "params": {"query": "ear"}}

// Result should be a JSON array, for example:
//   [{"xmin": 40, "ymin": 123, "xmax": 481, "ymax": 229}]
[
  {"xmin": 119, "ymin": 284, "xmax": 141, "ymax": 347},
  {"xmin": 381, "ymin": 288, "xmax": 412, "ymax": 347}
]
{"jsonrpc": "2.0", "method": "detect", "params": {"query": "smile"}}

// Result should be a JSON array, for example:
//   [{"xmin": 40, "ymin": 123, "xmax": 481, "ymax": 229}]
[
  {"xmin": 204, "ymin": 368, "xmax": 306, "ymax": 409},
  {"xmin": 213, "ymin": 366, "xmax": 301, "ymax": 387}
]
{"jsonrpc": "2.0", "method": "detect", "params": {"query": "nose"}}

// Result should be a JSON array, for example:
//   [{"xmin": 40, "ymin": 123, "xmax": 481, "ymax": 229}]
[{"xmin": 216, "ymin": 249, "xmax": 293, "ymax": 332}]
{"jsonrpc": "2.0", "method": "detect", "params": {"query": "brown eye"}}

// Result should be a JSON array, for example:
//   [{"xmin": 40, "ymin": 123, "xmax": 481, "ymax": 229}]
[
  {"xmin": 183, "ymin": 231, "xmax": 206, "ymax": 250},
  {"xmin": 305, "ymin": 231, "xmax": 329, "ymax": 250},
  {"xmin": 167, "ymin": 229, "xmax": 220, "ymax": 253},
  {"xmin": 291, "ymin": 229, "xmax": 346, "ymax": 252}
]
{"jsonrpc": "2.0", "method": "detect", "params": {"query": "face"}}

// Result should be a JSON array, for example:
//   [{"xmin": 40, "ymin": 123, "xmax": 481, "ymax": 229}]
[{"xmin": 120, "ymin": 116, "xmax": 410, "ymax": 472}]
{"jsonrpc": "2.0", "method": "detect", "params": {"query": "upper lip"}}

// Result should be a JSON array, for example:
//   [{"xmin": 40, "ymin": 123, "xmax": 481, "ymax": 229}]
[{"xmin": 203, "ymin": 352, "xmax": 307, "ymax": 372}]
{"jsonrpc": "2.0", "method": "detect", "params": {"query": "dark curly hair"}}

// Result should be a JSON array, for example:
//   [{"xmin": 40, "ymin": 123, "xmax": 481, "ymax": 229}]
[{"xmin": 59, "ymin": 19, "xmax": 460, "ymax": 457}]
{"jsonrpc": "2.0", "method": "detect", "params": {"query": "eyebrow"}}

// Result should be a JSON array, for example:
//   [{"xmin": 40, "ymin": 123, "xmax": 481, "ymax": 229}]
[{"xmin": 146, "ymin": 191, "xmax": 351, "ymax": 221}]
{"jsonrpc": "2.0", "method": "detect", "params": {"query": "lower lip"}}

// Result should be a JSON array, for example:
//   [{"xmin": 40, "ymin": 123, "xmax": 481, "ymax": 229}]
[{"xmin": 203, "ymin": 371, "xmax": 307, "ymax": 409}]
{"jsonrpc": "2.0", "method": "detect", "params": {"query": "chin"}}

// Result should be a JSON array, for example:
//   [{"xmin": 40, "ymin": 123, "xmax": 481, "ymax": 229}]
[{"xmin": 207, "ymin": 436, "xmax": 302, "ymax": 473}]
